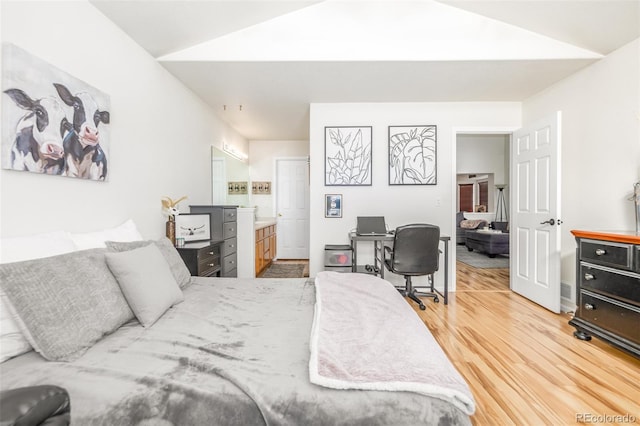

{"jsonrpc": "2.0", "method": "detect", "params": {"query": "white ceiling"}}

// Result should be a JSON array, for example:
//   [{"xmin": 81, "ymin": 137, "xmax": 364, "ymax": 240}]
[{"xmin": 90, "ymin": 0, "xmax": 640, "ymax": 141}]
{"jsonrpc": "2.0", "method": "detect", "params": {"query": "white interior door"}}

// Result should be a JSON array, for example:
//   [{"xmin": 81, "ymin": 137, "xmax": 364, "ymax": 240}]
[
  {"xmin": 276, "ymin": 158, "xmax": 310, "ymax": 259},
  {"xmin": 511, "ymin": 112, "xmax": 562, "ymax": 313}
]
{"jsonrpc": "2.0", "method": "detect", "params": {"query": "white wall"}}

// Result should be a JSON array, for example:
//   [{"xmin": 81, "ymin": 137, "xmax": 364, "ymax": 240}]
[
  {"xmin": 456, "ymin": 134, "xmax": 509, "ymax": 215},
  {"xmin": 457, "ymin": 134, "xmax": 509, "ymax": 183},
  {"xmin": 309, "ymin": 102, "xmax": 521, "ymax": 288},
  {"xmin": 0, "ymin": 1, "xmax": 246, "ymax": 239},
  {"xmin": 249, "ymin": 139, "xmax": 309, "ymax": 218},
  {"xmin": 523, "ymin": 38, "xmax": 640, "ymax": 306}
]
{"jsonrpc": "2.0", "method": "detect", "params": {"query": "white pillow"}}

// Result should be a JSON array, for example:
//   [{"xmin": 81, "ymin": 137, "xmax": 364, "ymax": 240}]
[
  {"xmin": 0, "ymin": 230, "xmax": 76, "ymax": 263},
  {"xmin": 70, "ymin": 219, "xmax": 143, "ymax": 250},
  {"xmin": 0, "ymin": 230, "xmax": 77, "ymax": 363},
  {"xmin": 105, "ymin": 244, "xmax": 184, "ymax": 327}
]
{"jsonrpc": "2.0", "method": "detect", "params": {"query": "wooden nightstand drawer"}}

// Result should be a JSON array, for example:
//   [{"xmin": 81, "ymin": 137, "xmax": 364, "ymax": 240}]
[{"xmin": 177, "ymin": 241, "xmax": 222, "ymax": 277}]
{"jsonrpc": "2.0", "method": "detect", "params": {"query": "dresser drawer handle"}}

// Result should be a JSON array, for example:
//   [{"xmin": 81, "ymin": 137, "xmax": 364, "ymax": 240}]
[
  {"xmin": 594, "ymin": 249, "xmax": 606, "ymax": 256},
  {"xmin": 208, "ymin": 263, "xmax": 216, "ymax": 267},
  {"xmin": 584, "ymin": 303, "xmax": 595, "ymax": 311},
  {"xmin": 584, "ymin": 273, "xmax": 595, "ymax": 281},
  {"xmin": 208, "ymin": 251, "xmax": 215, "ymax": 255}
]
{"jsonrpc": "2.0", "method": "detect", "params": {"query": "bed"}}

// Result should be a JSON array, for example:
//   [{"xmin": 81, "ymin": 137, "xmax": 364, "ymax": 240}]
[{"xmin": 0, "ymin": 225, "xmax": 474, "ymax": 425}]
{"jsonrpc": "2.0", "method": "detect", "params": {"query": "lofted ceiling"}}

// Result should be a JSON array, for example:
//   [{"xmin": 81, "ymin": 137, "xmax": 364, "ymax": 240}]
[{"xmin": 90, "ymin": 0, "xmax": 640, "ymax": 141}]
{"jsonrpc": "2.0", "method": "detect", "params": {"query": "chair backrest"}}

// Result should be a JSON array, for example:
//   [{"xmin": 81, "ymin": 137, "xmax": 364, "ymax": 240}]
[{"xmin": 389, "ymin": 224, "xmax": 440, "ymax": 275}]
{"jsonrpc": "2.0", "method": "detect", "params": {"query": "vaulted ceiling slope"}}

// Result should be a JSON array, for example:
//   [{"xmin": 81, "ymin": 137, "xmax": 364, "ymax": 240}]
[{"xmin": 90, "ymin": 0, "xmax": 640, "ymax": 141}]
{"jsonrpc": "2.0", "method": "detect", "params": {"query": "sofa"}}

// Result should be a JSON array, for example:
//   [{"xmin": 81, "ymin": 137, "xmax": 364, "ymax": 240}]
[
  {"xmin": 465, "ymin": 221, "xmax": 510, "ymax": 258},
  {"xmin": 456, "ymin": 212, "xmax": 487, "ymax": 245}
]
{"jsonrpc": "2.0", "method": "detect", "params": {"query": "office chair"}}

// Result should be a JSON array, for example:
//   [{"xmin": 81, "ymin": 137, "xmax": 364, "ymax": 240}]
[{"xmin": 383, "ymin": 224, "xmax": 440, "ymax": 310}]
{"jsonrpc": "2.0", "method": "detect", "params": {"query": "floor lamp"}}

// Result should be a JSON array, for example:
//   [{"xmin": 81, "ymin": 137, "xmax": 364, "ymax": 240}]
[{"xmin": 495, "ymin": 184, "xmax": 508, "ymax": 223}]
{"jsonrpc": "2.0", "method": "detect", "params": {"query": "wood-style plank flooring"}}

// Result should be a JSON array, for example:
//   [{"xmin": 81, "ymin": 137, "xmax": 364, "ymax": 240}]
[{"xmin": 408, "ymin": 261, "xmax": 640, "ymax": 425}]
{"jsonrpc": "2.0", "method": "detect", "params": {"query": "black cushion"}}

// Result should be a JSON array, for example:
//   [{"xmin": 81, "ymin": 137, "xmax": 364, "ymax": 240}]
[{"xmin": 0, "ymin": 385, "xmax": 70, "ymax": 426}]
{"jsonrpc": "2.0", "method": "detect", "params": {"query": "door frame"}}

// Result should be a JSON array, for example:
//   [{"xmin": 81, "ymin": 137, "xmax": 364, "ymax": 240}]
[
  {"xmin": 273, "ymin": 156, "xmax": 310, "ymax": 259},
  {"xmin": 451, "ymin": 127, "xmax": 519, "ymax": 291}
]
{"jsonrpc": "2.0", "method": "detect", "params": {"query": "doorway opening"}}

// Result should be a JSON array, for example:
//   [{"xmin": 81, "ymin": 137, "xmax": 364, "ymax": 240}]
[{"xmin": 454, "ymin": 133, "xmax": 511, "ymax": 290}]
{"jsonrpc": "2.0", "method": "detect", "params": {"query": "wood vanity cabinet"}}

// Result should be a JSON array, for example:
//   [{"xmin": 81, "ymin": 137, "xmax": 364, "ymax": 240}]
[
  {"xmin": 569, "ymin": 230, "xmax": 640, "ymax": 358},
  {"xmin": 255, "ymin": 224, "xmax": 277, "ymax": 276}
]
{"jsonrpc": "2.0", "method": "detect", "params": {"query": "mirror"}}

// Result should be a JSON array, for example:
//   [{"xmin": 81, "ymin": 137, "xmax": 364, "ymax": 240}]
[{"xmin": 211, "ymin": 146, "xmax": 250, "ymax": 206}]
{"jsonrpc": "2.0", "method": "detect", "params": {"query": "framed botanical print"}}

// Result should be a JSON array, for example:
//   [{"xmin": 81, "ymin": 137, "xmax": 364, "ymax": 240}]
[
  {"xmin": 325, "ymin": 126, "xmax": 372, "ymax": 186},
  {"xmin": 388, "ymin": 125, "xmax": 437, "ymax": 185}
]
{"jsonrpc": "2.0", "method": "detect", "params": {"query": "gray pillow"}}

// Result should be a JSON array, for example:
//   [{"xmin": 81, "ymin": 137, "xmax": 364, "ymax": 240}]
[
  {"xmin": 105, "ymin": 244, "xmax": 184, "ymax": 327},
  {"xmin": 105, "ymin": 238, "xmax": 191, "ymax": 288},
  {"xmin": 0, "ymin": 248, "xmax": 134, "ymax": 361}
]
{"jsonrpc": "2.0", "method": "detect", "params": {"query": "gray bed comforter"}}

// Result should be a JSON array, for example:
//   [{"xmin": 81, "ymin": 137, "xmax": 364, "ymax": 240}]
[{"xmin": 0, "ymin": 277, "xmax": 471, "ymax": 425}]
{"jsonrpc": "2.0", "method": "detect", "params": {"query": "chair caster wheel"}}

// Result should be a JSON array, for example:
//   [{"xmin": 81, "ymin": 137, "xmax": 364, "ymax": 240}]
[
  {"xmin": 419, "ymin": 304, "xmax": 426, "ymax": 310},
  {"xmin": 434, "ymin": 297, "xmax": 440, "ymax": 303}
]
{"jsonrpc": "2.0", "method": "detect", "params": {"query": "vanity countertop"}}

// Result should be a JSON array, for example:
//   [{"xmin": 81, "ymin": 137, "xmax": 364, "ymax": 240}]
[{"xmin": 254, "ymin": 219, "xmax": 277, "ymax": 230}]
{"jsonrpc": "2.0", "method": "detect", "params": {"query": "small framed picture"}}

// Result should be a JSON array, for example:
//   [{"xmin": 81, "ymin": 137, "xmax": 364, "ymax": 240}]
[
  {"xmin": 325, "ymin": 194, "xmax": 343, "ymax": 218},
  {"xmin": 175, "ymin": 213, "xmax": 211, "ymax": 242}
]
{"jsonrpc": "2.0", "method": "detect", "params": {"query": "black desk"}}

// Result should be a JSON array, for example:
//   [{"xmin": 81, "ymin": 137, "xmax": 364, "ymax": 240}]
[{"xmin": 349, "ymin": 232, "xmax": 450, "ymax": 304}]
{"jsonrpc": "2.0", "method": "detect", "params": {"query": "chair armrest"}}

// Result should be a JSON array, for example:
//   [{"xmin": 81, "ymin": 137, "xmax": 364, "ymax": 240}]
[
  {"xmin": 0, "ymin": 385, "xmax": 70, "ymax": 426},
  {"xmin": 383, "ymin": 246, "xmax": 393, "ymax": 257}
]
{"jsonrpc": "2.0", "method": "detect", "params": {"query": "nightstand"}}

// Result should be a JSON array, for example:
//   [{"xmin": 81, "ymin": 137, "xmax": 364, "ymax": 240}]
[{"xmin": 176, "ymin": 240, "xmax": 223, "ymax": 277}]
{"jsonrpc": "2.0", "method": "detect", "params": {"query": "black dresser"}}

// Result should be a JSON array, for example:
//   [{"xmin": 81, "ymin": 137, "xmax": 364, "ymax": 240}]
[
  {"xmin": 177, "ymin": 240, "xmax": 223, "ymax": 277},
  {"xmin": 569, "ymin": 230, "xmax": 640, "ymax": 358},
  {"xmin": 189, "ymin": 205, "xmax": 238, "ymax": 277}
]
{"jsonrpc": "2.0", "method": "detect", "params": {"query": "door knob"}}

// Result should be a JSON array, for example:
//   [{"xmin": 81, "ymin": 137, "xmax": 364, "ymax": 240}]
[{"xmin": 540, "ymin": 218, "xmax": 555, "ymax": 226}]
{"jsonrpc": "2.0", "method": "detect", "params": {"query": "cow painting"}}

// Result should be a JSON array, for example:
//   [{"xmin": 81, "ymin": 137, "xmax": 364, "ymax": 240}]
[
  {"xmin": 54, "ymin": 83, "xmax": 110, "ymax": 180},
  {"xmin": 4, "ymin": 88, "xmax": 71, "ymax": 175},
  {"xmin": 2, "ymin": 44, "xmax": 111, "ymax": 181}
]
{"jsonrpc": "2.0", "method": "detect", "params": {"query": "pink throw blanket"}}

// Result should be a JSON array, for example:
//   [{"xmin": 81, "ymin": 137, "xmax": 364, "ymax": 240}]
[{"xmin": 310, "ymin": 271, "xmax": 475, "ymax": 415}]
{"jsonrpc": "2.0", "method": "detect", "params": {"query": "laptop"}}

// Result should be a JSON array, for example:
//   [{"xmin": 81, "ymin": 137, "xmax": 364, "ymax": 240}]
[{"xmin": 356, "ymin": 216, "xmax": 388, "ymax": 236}]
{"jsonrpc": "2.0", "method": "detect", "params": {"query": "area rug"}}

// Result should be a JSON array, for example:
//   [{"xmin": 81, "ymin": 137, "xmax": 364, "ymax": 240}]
[
  {"xmin": 456, "ymin": 245, "xmax": 509, "ymax": 269},
  {"xmin": 260, "ymin": 264, "xmax": 306, "ymax": 278}
]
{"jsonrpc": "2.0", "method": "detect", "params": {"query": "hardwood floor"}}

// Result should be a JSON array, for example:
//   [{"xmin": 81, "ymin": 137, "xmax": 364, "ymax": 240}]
[{"xmin": 409, "ymin": 261, "xmax": 640, "ymax": 426}]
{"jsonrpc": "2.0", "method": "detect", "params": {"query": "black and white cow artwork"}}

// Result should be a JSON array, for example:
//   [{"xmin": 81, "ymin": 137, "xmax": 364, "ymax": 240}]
[
  {"xmin": 53, "ymin": 83, "xmax": 110, "ymax": 180},
  {"xmin": 3, "ymin": 88, "xmax": 71, "ymax": 175}
]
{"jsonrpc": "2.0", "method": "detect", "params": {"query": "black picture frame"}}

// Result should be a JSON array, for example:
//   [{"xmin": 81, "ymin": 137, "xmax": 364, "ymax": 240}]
[
  {"xmin": 175, "ymin": 213, "xmax": 211, "ymax": 242},
  {"xmin": 325, "ymin": 194, "xmax": 343, "ymax": 218},
  {"xmin": 324, "ymin": 126, "xmax": 372, "ymax": 186},
  {"xmin": 388, "ymin": 125, "xmax": 437, "ymax": 185}
]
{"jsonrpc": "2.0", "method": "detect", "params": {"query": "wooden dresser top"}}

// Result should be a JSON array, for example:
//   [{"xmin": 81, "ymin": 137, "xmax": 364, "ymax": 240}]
[{"xmin": 571, "ymin": 229, "xmax": 640, "ymax": 244}]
